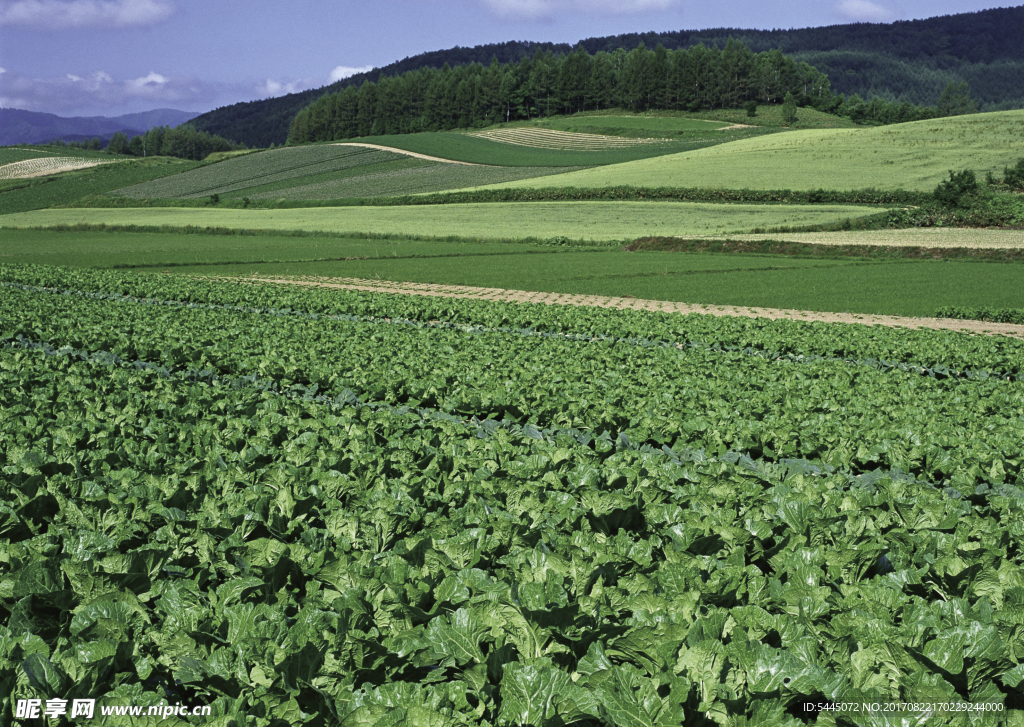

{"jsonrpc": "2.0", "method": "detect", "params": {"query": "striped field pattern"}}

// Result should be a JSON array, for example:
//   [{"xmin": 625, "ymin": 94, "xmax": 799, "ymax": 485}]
[{"xmin": 0, "ymin": 156, "xmax": 113, "ymax": 180}]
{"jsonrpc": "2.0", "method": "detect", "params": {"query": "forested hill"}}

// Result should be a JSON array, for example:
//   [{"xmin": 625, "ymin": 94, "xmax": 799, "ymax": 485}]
[
  {"xmin": 190, "ymin": 5, "xmax": 1024, "ymax": 147},
  {"xmin": 191, "ymin": 41, "xmax": 568, "ymax": 148}
]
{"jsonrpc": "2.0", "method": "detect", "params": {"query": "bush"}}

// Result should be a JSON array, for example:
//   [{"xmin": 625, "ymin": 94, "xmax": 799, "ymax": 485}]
[
  {"xmin": 744, "ymin": 101, "xmax": 758, "ymax": 118},
  {"xmin": 934, "ymin": 169, "xmax": 978, "ymax": 207},
  {"xmin": 1005, "ymin": 158, "xmax": 1024, "ymax": 191}
]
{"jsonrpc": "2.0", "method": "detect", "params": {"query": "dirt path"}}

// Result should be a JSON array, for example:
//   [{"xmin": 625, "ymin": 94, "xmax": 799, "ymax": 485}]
[
  {"xmin": 330, "ymin": 143, "xmax": 485, "ymax": 166},
  {"xmin": 240, "ymin": 275, "xmax": 1024, "ymax": 340}
]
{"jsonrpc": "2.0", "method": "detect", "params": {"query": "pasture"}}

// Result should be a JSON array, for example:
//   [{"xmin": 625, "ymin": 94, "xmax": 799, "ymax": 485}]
[{"xmin": 473, "ymin": 110, "xmax": 1024, "ymax": 192}]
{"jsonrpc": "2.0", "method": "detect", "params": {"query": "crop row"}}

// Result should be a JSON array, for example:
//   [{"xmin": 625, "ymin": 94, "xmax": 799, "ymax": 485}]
[
  {"xmin": 3, "ymin": 287, "xmax": 1023, "ymax": 724},
  {"xmin": 2, "ymin": 274, "xmax": 1022, "ymax": 494}
]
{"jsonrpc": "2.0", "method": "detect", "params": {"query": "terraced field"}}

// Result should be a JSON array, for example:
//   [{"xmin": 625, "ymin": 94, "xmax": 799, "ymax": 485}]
[
  {"xmin": 473, "ymin": 109, "xmax": 1024, "ymax": 192},
  {"xmin": 470, "ymin": 127, "xmax": 670, "ymax": 149}
]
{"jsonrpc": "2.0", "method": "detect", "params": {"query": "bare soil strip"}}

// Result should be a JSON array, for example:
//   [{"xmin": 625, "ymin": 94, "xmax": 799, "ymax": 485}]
[
  {"xmin": 329, "ymin": 143, "xmax": 485, "ymax": 166},
  {"xmin": 240, "ymin": 275, "xmax": 1024, "ymax": 340}
]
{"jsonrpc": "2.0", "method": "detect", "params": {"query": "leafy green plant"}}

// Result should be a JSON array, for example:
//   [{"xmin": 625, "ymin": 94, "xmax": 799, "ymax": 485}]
[{"xmin": 3, "ymin": 264, "xmax": 1024, "ymax": 726}]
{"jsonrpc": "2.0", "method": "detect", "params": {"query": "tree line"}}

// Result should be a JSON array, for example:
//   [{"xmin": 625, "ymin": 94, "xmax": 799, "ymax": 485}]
[
  {"xmin": 104, "ymin": 125, "xmax": 245, "ymax": 160},
  {"xmin": 43, "ymin": 125, "xmax": 245, "ymax": 160},
  {"xmin": 287, "ymin": 41, "xmax": 956, "ymax": 144}
]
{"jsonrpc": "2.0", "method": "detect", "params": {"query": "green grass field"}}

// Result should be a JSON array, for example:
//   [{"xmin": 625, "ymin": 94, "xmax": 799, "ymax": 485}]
[
  {"xmin": 0, "ymin": 229, "xmax": 553, "ymax": 268},
  {"xmin": 470, "ymin": 110, "xmax": 1024, "ymax": 192},
  {"xmin": 0, "ymin": 201, "xmax": 881, "ymax": 241}
]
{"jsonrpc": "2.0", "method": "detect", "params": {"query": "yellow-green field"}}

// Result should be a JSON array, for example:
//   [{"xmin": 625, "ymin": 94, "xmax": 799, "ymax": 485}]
[
  {"xmin": 466, "ymin": 110, "xmax": 1024, "ymax": 192},
  {"xmin": 0, "ymin": 202, "xmax": 880, "ymax": 241}
]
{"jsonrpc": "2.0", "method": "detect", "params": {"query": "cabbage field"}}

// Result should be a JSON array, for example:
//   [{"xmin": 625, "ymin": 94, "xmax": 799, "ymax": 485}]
[{"xmin": 3, "ymin": 264, "xmax": 1024, "ymax": 725}]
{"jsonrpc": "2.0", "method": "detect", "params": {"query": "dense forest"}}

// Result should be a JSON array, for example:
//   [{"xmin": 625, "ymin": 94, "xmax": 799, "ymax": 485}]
[
  {"xmin": 191, "ymin": 6, "xmax": 1024, "ymax": 147},
  {"xmin": 288, "ymin": 42, "xmax": 940, "ymax": 143}
]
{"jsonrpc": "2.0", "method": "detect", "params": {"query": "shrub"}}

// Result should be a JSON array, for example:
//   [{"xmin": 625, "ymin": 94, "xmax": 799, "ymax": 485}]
[
  {"xmin": 934, "ymin": 169, "xmax": 978, "ymax": 208},
  {"xmin": 1005, "ymin": 158, "xmax": 1024, "ymax": 191}
]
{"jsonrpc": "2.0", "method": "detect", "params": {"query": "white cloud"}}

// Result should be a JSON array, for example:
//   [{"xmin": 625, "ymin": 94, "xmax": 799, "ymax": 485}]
[
  {"xmin": 834, "ymin": 0, "xmax": 897, "ymax": 23},
  {"xmin": 0, "ymin": 0, "xmax": 174, "ymax": 29},
  {"xmin": 126, "ymin": 71, "xmax": 169, "ymax": 92},
  {"xmin": 482, "ymin": 0, "xmax": 677, "ymax": 20},
  {"xmin": 329, "ymin": 65, "xmax": 374, "ymax": 83}
]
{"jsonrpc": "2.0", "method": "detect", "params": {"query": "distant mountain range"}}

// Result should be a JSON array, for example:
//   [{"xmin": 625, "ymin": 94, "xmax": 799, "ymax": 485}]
[
  {"xmin": 0, "ymin": 108, "xmax": 199, "ymax": 147},
  {"xmin": 189, "ymin": 5, "xmax": 1024, "ymax": 148}
]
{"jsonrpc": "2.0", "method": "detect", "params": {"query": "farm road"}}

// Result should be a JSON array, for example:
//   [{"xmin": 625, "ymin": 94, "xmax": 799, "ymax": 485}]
[{"xmin": 239, "ymin": 275, "xmax": 1024, "ymax": 340}]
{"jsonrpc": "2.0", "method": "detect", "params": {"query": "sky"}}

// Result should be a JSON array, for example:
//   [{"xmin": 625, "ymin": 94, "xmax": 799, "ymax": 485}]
[{"xmin": 0, "ymin": 0, "xmax": 1016, "ymax": 118}]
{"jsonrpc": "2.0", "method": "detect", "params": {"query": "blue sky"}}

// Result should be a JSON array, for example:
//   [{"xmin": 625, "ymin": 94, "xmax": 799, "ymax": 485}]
[{"xmin": 0, "ymin": 0, "xmax": 1016, "ymax": 117}]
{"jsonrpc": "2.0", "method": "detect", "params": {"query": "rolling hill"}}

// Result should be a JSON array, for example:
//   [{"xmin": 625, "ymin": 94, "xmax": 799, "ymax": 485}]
[{"xmin": 465, "ymin": 110, "xmax": 1024, "ymax": 193}]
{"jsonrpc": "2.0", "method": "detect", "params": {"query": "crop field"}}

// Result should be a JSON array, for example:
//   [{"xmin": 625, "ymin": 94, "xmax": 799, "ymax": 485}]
[
  {"xmin": 172, "ymin": 254, "xmax": 1024, "ymax": 317},
  {"xmin": 0, "ymin": 146, "xmax": 115, "ymax": 165},
  {"xmin": 246, "ymin": 163, "xmax": 584, "ymax": 201},
  {"xmin": 343, "ymin": 131, "xmax": 725, "ymax": 167},
  {"xmin": 530, "ymin": 114, "xmax": 733, "ymax": 137},
  {"xmin": 111, "ymin": 146, "xmax": 421, "ymax": 199},
  {"xmin": 0, "ymin": 156, "xmax": 115, "ymax": 179},
  {"xmin": 108, "ymin": 144, "xmax": 584, "ymax": 201},
  {"xmin": 469, "ymin": 128, "xmax": 670, "ymax": 149},
  {"xmin": 0, "ymin": 156, "xmax": 202, "ymax": 215},
  {"xmin": 4, "ymin": 263, "xmax": 1024, "ymax": 725},
  {"xmin": 0, "ymin": 229, "xmax": 557, "ymax": 269},
  {"xmin": 475, "ymin": 110, "xmax": 1024, "ymax": 192},
  {"xmin": 4, "ymin": 228, "xmax": 1024, "ymax": 317},
  {"xmin": 0, "ymin": 201, "xmax": 882, "ymax": 241}
]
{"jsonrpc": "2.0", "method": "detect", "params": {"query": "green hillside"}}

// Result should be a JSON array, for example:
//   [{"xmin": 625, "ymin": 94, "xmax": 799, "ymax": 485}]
[
  {"xmin": 109, "ymin": 144, "xmax": 582, "ymax": 201},
  {"xmin": 469, "ymin": 110, "xmax": 1024, "ymax": 192}
]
